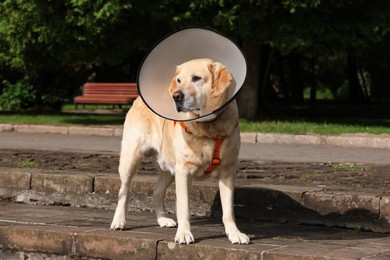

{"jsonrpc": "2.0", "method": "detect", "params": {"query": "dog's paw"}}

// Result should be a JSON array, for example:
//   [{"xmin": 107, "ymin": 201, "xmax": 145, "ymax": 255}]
[
  {"xmin": 227, "ymin": 231, "xmax": 250, "ymax": 244},
  {"xmin": 110, "ymin": 219, "xmax": 126, "ymax": 230},
  {"xmin": 158, "ymin": 217, "xmax": 177, "ymax": 228},
  {"xmin": 110, "ymin": 209, "xmax": 127, "ymax": 230},
  {"xmin": 175, "ymin": 230, "xmax": 194, "ymax": 245}
]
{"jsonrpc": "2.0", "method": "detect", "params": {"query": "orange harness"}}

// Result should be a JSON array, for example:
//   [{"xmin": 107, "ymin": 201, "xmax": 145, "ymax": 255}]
[{"xmin": 174, "ymin": 121, "xmax": 225, "ymax": 174}]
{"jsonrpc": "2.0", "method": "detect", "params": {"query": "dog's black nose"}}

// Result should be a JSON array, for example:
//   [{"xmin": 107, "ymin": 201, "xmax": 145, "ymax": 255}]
[{"xmin": 172, "ymin": 91, "xmax": 184, "ymax": 102}]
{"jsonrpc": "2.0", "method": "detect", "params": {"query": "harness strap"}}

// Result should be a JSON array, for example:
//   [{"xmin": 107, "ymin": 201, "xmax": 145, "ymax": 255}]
[
  {"xmin": 204, "ymin": 136, "xmax": 224, "ymax": 174},
  {"xmin": 174, "ymin": 121, "xmax": 192, "ymax": 134},
  {"xmin": 174, "ymin": 121, "xmax": 225, "ymax": 174}
]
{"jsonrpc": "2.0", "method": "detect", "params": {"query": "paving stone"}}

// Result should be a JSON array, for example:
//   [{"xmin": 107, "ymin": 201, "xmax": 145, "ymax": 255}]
[
  {"xmin": 94, "ymin": 175, "xmax": 120, "ymax": 194},
  {"xmin": 0, "ymin": 172, "xmax": 31, "ymax": 190},
  {"xmin": 68, "ymin": 126, "xmax": 114, "ymax": 136},
  {"xmin": 303, "ymin": 191, "xmax": 380, "ymax": 216},
  {"xmin": 0, "ymin": 226, "xmax": 76, "ymax": 256},
  {"xmin": 0, "ymin": 250, "xmax": 73, "ymax": 260},
  {"xmin": 232, "ymin": 184, "xmax": 321, "ymax": 224},
  {"xmin": 113, "ymin": 127, "xmax": 123, "ymax": 137},
  {"xmin": 256, "ymin": 133, "xmax": 325, "ymax": 146},
  {"xmin": 14, "ymin": 124, "xmax": 69, "ymax": 135},
  {"xmin": 362, "ymin": 252, "xmax": 390, "ymax": 260},
  {"xmin": 302, "ymin": 191, "xmax": 390, "ymax": 232},
  {"xmin": 0, "ymin": 124, "xmax": 14, "ymax": 132},
  {"xmin": 77, "ymin": 230, "xmax": 161, "ymax": 260},
  {"xmin": 157, "ymin": 240, "xmax": 265, "ymax": 260},
  {"xmin": 327, "ymin": 134, "xmax": 390, "ymax": 149},
  {"xmin": 240, "ymin": 133, "xmax": 257, "ymax": 143},
  {"xmin": 31, "ymin": 173, "xmax": 92, "ymax": 193},
  {"xmin": 380, "ymin": 196, "xmax": 390, "ymax": 222},
  {"xmin": 262, "ymin": 242, "xmax": 356, "ymax": 260}
]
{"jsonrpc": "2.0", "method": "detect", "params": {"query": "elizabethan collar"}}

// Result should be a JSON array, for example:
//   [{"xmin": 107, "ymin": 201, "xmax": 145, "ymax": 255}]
[{"xmin": 137, "ymin": 28, "xmax": 246, "ymax": 122}]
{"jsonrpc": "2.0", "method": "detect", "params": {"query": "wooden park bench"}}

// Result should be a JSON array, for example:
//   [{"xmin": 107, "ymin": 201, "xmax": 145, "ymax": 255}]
[{"xmin": 74, "ymin": 82, "xmax": 139, "ymax": 109}]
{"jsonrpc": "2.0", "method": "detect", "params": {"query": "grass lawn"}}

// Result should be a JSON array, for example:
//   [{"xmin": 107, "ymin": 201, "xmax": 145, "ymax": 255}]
[
  {"xmin": 239, "ymin": 119, "xmax": 390, "ymax": 135},
  {"xmin": 0, "ymin": 107, "xmax": 389, "ymax": 135},
  {"xmin": 0, "ymin": 112, "xmax": 125, "ymax": 126}
]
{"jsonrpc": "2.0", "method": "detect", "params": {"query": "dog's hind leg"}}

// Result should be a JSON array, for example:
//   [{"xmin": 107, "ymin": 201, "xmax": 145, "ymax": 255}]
[
  {"xmin": 110, "ymin": 138, "xmax": 142, "ymax": 230},
  {"xmin": 153, "ymin": 169, "xmax": 176, "ymax": 227}
]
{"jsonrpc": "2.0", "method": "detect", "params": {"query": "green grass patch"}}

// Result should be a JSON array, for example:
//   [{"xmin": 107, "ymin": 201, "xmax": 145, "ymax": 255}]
[
  {"xmin": 0, "ymin": 108, "xmax": 389, "ymax": 135},
  {"xmin": 0, "ymin": 112, "xmax": 125, "ymax": 126},
  {"xmin": 17, "ymin": 161, "xmax": 39, "ymax": 168},
  {"xmin": 239, "ymin": 119, "xmax": 390, "ymax": 135},
  {"xmin": 330, "ymin": 163, "xmax": 368, "ymax": 172}
]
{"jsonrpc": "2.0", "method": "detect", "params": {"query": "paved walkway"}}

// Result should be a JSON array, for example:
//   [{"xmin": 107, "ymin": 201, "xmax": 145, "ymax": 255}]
[
  {"xmin": 1, "ymin": 202, "xmax": 389, "ymax": 259},
  {"xmin": 1, "ymin": 123, "xmax": 390, "ymax": 149},
  {"xmin": 0, "ymin": 125, "xmax": 390, "ymax": 259},
  {"xmin": 0, "ymin": 131, "xmax": 389, "ymax": 165}
]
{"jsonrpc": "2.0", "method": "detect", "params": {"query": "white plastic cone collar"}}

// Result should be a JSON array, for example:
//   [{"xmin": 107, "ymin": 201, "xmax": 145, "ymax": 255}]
[{"xmin": 137, "ymin": 28, "xmax": 246, "ymax": 122}]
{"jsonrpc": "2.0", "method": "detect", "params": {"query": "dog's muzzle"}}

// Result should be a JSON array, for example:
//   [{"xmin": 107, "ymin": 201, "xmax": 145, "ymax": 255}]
[{"xmin": 172, "ymin": 90, "xmax": 185, "ymax": 112}]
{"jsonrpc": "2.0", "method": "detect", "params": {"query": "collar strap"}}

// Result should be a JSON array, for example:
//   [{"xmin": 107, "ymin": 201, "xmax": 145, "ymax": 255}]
[{"xmin": 174, "ymin": 121, "xmax": 225, "ymax": 174}]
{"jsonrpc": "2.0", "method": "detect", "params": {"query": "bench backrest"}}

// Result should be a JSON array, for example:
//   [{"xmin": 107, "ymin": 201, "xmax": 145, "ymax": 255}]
[{"xmin": 83, "ymin": 83, "xmax": 138, "ymax": 96}]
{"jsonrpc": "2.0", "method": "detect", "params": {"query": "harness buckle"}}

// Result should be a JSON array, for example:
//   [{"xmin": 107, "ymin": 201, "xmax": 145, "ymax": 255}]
[{"xmin": 211, "ymin": 158, "xmax": 221, "ymax": 165}]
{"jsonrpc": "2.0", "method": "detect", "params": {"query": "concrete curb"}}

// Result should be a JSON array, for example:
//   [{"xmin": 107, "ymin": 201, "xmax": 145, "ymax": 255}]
[
  {"xmin": 1, "ymin": 168, "xmax": 389, "ymax": 233},
  {"xmin": 1, "ymin": 123, "xmax": 390, "ymax": 148}
]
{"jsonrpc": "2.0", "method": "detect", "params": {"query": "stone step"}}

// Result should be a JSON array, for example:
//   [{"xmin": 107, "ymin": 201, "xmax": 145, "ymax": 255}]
[
  {"xmin": 0, "ymin": 202, "xmax": 389, "ymax": 260},
  {"xmin": 1, "ymin": 167, "xmax": 389, "ymax": 233}
]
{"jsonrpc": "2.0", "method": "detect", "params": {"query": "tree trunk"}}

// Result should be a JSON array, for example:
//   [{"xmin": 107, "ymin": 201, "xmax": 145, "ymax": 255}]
[
  {"xmin": 310, "ymin": 59, "xmax": 317, "ymax": 113},
  {"xmin": 347, "ymin": 54, "xmax": 364, "ymax": 103},
  {"xmin": 369, "ymin": 63, "xmax": 389, "ymax": 103},
  {"xmin": 289, "ymin": 54, "xmax": 304, "ymax": 103},
  {"xmin": 275, "ymin": 51, "xmax": 289, "ymax": 100},
  {"xmin": 236, "ymin": 41, "xmax": 261, "ymax": 120}
]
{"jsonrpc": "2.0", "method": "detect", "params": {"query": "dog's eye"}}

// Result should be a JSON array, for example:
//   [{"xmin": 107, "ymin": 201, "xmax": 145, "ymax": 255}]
[
  {"xmin": 177, "ymin": 78, "xmax": 181, "ymax": 84},
  {"xmin": 192, "ymin": 75, "xmax": 202, "ymax": 82}
]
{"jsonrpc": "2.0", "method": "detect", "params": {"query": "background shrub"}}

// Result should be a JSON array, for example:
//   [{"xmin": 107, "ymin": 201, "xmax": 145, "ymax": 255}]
[{"xmin": 0, "ymin": 79, "xmax": 36, "ymax": 111}]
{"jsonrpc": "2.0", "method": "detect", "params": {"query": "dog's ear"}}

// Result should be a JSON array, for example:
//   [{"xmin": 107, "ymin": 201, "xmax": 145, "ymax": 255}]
[{"xmin": 209, "ymin": 62, "xmax": 232, "ymax": 98}]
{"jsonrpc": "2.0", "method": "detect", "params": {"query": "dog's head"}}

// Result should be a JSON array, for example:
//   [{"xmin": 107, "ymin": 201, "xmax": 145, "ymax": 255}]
[{"xmin": 168, "ymin": 59, "xmax": 232, "ymax": 118}]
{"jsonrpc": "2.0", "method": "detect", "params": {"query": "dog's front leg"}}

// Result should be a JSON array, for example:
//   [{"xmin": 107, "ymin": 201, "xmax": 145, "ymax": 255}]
[
  {"xmin": 174, "ymin": 168, "xmax": 194, "ymax": 244},
  {"xmin": 219, "ymin": 173, "xmax": 250, "ymax": 244}
]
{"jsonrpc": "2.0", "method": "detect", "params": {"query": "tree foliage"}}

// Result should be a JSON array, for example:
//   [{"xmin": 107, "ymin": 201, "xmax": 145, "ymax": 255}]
[
  {"xmin": 0, "ymin": 0, "xmax": 389, "ymax": 114},
  {"xmin": 0, "ymin": 0, "xmax": 171, "ymax": 109}
]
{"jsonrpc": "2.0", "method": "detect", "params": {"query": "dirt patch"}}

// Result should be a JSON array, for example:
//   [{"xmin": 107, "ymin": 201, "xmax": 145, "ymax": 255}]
[{"xmin": 0, "ymin": 149, "xmax": 389, "ymax": 194}]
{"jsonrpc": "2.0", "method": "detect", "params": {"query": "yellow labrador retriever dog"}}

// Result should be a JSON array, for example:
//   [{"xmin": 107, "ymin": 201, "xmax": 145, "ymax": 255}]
[{"xmin": 110, "ymin": 58, "xmax": 249, "ymax": 245}]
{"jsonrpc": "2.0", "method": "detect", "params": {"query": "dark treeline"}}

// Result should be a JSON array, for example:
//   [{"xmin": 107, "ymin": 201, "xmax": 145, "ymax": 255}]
[{"xmin": 0, "ymin": 0, "xmax": 389, "ymax": 119}]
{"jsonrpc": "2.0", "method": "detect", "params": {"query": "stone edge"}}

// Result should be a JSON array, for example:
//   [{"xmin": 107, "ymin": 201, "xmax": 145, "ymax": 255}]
[{"xmin": 1, "ymin": 124, "xmax": 389, "ymax": 148}]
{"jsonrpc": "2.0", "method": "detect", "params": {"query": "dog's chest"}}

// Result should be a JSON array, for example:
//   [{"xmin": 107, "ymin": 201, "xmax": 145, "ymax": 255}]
[{"xmin": 157, "ymin": 137, "xmax": 218, "ymax": 176}]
